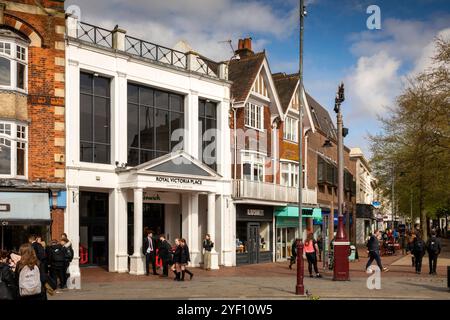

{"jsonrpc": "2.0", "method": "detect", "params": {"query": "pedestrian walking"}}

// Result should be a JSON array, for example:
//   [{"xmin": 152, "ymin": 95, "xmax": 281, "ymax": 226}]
[
  {"xmin": 317, "ymin": 235, "xmax": 323, "ymax": 262},
  {"xmin": 407, "ymin": 232, "xmax": 416, "ymax": 267},
  {"xmin": 172, "ymin": 238, "xmax": 182, "ymax": 281},
  {"xmin": 202, "ymin": 234, "xmax": 214, "ymax": 271},
  {"xmin": 288, "ymin": 238, "xmax": 300, "ymax": 269},
  {"xmin": 412, "ymin": 233, "xmax": 426, "ymax": 274},
  {"xmin": 61, "ymin": 238, "xmax": 73, "ymax": 287},
  {"xmin": 0, "ymin": 250, "xmax": 18, "ymax": 300},
  {"xmin": 179, "ymin": 239, "xmax": 193, "ymax": 281},
  {"xmin": 47, "ymin": 239, "xmax": 67, "ymax": 289},
  {"xmin": 157, "ymin": 235, "xmax": 172, "ymax": 278},
  {"xmin": 15, "ymin": 243, "xmax": 47, "ymax": 300},
  {"xmin": 304, "ymin": 233, "xmax": 321, "ymax": 278},
  {"xmin": 143, "ymin": 230, "xmax": 158, "ymax": 276},
  {"xmin": 365, "ymin": 230, "xmax": 389, "ymax": 273},
  {"xmin": 425, "ymin": 230, "xmax": 441, "ymax": 275}
]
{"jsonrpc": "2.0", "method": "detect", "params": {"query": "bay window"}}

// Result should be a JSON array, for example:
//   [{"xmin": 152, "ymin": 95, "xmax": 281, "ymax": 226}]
[
  {"xmin": 0, "ymin": 121, "xmax": 27, "ymax": 178},
  {"xmin": 0, "ymin": 34, "xmax": 28, "ymax": 92},
  {"xmin": 245, "ymin": 103, "xmax": 264, "ymax": 130}
]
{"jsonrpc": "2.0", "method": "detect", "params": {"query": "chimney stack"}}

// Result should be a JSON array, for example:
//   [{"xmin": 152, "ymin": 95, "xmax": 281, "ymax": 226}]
[{"xmin": 235, "ymin": 37, "xmax": 254, "ymax": 58}]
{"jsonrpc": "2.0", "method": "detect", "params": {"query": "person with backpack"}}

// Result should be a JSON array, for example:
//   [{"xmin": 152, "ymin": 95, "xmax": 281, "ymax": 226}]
[
  {"xmin": 48, "ymin": 239, "xmax": 67, "ymax": 289},
  {"xmin": 0, "ymin": 250, "xmax": 18, "ymax": 300},
  {"xmin": 304, "ymin": 233, "xmax": 322, "ymax": 278},
  {"xmin": 412, "ymin": 233, "xmax": 426, "ymax": 274},
  {"xmin": 366, "ymin": 230, "xmax": 389, "ymax": 273},
  {"xmin": 15, "ymin": 244, "xmax": 47, "ymax": 300},
  {"xmin": 61, "ymin": 238, "xmax": 74, "ymax": 286},
  {"xmin": 426, "ymin": 230, "xmax": 442, "ymax": 275}
]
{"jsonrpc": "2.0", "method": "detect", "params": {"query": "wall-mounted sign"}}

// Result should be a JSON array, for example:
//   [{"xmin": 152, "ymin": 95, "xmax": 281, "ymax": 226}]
[
  {"xmin": 247, "ymin": 209, "xmax": 264, "ymax": 216},
  {"xmin": 155, "ymin": 176, "xmax": 202, "ymax": 185},
  {"xmin": 143, "ymin": 194, "xmax": 161, "ymax": 201},
  {"xmin": 0, "ymin": 204, "xmax": 10, "ymax": 212}
]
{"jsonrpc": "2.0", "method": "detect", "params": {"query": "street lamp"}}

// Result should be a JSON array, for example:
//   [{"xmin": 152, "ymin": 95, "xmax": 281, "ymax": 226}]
[
  {"xmin": 296, "ymin": 0, "xmax": 306, "ymax": 296},
  {"xmin": 333, "ymin": 82, "xmax": 350, "ymax": 281}
]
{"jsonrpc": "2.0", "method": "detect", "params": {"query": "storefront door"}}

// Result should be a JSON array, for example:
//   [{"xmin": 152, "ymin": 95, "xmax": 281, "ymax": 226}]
[
  {"xmin": 248, "ymin": 223, "xmax": 260, "ymax": 264},
  {"xmin": 79, "ymin": 192, "xmax": 109, "ymax": 267}
]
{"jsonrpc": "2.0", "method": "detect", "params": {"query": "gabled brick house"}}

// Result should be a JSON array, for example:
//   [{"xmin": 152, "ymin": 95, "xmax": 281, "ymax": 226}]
[{"xmin": 0, "ymin": 0, "xmax": 66, "ymax": 250}]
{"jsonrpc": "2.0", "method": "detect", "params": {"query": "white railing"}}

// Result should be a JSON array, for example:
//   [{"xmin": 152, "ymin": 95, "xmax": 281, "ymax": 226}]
[{"xmin": 232, "ymin": 180, "xmax": 317, "ymax": 204}]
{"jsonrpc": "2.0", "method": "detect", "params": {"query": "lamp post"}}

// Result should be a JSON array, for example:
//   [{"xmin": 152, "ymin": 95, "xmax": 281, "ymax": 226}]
[
  {"xmin": 333, "ymin": 82, "xmax": 350, "ymax": 281},
  {"xmin": 296, "ymin": 0, "xmax": 306, "ymax": 296}
]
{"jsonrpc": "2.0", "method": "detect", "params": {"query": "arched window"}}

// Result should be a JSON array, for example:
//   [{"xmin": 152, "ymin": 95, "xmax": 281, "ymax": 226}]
[{"xmin": 0, "ymin": 28, "xmax": 29, "ymax": 92}]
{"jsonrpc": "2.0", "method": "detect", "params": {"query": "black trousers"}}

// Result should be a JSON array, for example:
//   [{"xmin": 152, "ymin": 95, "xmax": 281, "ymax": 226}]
[
  {"xmin": 366, "ymin": 251, "xmax": 383, "ymax": 270},
  {"xmin": 145, "ymin": 253, "xmax": 157, "ymax": 275},
  {"xmin": 50, "ymin": 266, "xmax": 66, "ymax": 288},
  {"xmin": 428, "ymin": 253, "xmax": 438, "ymax": 274},
  {"xmin": 414, "ymin": 253, "xmax": 423, "ymax": 272},
  {"xmin": 162, "ymin": 259, "xmax": 169, "ymax": 276},
  {"xmin": 306, "ymin": 252, "xmax": 319, "ymax": 275}
]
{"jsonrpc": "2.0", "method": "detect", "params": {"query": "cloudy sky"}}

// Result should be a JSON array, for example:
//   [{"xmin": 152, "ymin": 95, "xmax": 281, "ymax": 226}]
[{"xmin": 66, "ymin": 0, "xmax": 450, "ymax": 156}]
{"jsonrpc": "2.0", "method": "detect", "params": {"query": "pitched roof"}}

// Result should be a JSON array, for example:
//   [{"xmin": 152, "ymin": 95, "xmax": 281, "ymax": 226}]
[
  {"xmin": 272, "ymin": 73, "xmax": 299, "ymax": 113},
  {"xmin": 228, "ymin": 52, "xmax": 266, "ymax": 102},
  {"xmin": 305, "ymin": 92, "xmax": 336, "ymax": 140}
]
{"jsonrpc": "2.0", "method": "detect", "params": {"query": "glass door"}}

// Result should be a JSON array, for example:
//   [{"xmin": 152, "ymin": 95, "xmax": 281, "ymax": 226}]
[{"xmin": 247, "ymin": 223, "xmax": 260, "ymax": 264}]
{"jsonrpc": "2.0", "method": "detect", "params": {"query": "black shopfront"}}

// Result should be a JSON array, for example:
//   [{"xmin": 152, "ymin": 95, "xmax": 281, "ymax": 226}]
[{"xmin": 236, "ymin": 204, "xmax": 273, "ymax": 265}]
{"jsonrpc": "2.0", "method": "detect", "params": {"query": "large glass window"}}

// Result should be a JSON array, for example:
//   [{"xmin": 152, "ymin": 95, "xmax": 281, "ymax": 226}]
[
  {"xmin": 127, "ymin": 83, "xmax": 184, "ymax": 166},
  {"xmin": 0, "ymin": 122, "xmax": 27, "ymax": 177},
  {"xmin": 198, "ymin": 99, "xmax": 217, "ymax": 171},
  {"xmin": 283, "ymin": 117, "xmax": 298, "ymax": 142},
  {"xmin": 80, "ymin": 72, "xmax": 111, "ymax": 164},
  {"xmin": 280, "ymin": 162, "xmax": 299, "ymax": 187},
  {"xmin": 242, "ymin": 152, "xmax": 265, "ymax": 182},
  {"xmin": 0, "ymin": 36, "xmax": 27, "ymax": 91}
]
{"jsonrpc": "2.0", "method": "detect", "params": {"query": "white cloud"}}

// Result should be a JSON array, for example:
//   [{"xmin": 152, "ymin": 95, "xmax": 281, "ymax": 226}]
[{"xmin": 66, "ymin": 0, "xmax": 298, "ymax": 61}]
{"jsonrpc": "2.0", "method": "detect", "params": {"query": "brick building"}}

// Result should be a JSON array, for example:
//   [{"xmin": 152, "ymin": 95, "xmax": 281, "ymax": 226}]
[{"xmin": 0, "ymin": 0, "xmax": 66, "ymax": 251}]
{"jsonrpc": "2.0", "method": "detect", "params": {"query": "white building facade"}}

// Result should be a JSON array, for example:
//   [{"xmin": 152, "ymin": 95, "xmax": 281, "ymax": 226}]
[{"xmin": 64, "ymin": 16, "xmax": 234, "ymax": 286}]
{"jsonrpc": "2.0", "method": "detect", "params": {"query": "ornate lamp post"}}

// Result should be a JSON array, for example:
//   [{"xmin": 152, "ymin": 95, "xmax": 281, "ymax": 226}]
[
  {"xmin": 296, "ymin": 0, "xmax": 306, "ymax": 295},
  {"xmin": 333, "ymin": 82, "xmax": 350, "ymax": 281}
]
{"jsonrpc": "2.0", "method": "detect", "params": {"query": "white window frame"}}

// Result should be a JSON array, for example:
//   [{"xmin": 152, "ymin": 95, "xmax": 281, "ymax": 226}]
[
  {"xmin": 242, "ymin": 152, "xmax": 265, "ymax": 182},
  {"xmin": 0, "ymin": 36, "xmax": 28, "ymax": 93},
  {"xmin": 244, "ymin": 102, "xmax": 264, "ymax": 131},
  {"xmin": 280, "ymin": 161, "xmax": 299, "ymax": 187},
  {"xmin": 283, "ymin": 117, "xmax": 298, "ymax": 143},
  {"xmin": 0, "ymin": 120, "xmax": 28, "ymax": 179}
]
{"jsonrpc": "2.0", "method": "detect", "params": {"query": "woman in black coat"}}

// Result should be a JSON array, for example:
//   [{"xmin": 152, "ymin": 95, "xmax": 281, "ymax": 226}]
[
  {"xmin": 0, "ymin": 250, "xmax": 18, "ymax": 300},
  {"xmin": 179, "ymin": 239, "xmax": 193, "ymax": 281},
  {"xmin": 172, "ymin": 239, "xmax": 182, "ymax": 281}
]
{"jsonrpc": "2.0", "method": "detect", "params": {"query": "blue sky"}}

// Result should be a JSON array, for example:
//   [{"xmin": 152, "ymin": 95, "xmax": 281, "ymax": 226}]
[{"xmin": 66, "ymin": 0, "xmax": 450, "ymax": 156}]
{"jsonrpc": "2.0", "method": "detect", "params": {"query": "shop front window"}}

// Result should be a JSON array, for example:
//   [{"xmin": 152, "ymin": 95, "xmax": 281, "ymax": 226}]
[{"xmin": 259, "ymin": 222, "xmax": 271, "ymax": 252}]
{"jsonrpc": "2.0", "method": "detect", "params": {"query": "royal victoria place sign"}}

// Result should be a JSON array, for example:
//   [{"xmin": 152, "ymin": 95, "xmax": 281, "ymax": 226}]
[{"xmin": 155, "ymin": 176, "xmax": 203, "ymax": 185}]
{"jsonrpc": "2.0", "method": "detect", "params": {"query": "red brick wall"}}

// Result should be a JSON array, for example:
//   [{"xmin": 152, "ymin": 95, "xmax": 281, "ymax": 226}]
[{"xmin": 51, "ymin": 208, "xmax": 64, "ymax": 241}]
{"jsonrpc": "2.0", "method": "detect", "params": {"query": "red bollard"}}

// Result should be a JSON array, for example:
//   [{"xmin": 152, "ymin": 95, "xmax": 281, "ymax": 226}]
[{"xmin": 296, "ymin": 239, "xmax": 305, "ymax": 295}]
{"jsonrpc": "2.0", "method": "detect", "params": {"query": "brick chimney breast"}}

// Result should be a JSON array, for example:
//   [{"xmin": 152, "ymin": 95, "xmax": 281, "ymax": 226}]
[{"xmin": 235, "ymin": 37, "xmax": 254, "ymax": 58}]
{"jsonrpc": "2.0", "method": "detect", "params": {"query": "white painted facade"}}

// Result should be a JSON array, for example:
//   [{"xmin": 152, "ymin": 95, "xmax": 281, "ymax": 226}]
[{"xmin": 64, "ymin": 16, "xmax": 234, "ymax": 286}]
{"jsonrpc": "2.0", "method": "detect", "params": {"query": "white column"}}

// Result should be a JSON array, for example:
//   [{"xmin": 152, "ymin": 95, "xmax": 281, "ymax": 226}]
[
  {"xmin": 66, "ymin": 58, "xmax": 80, "ymax": 165},
  {"xmin": 116, "ymin": 188, "xmax": 128, "ymax": 272},
  {"xmin": 188, "ymin": 193, "xmax": 201, "ymax": 266},
  {"xmin": 129, "ymin": 188, "xmax": 145, "ymax": 275},
  {"xmin": 66, "ymin": 187, "xmax": 81, "ymax": 289},
  {"xmin": 207, "ymin": 192, "xmax": 219, "ymax": 269}
]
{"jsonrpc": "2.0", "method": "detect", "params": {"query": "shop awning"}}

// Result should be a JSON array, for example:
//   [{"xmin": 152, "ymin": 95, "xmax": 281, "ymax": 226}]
[
  {"xmin": 0, "ymin": 192, "xmax": 51, "ymax": 225},
  {"xmin": 275, "ymin": 206, "xmax": 322, "ymax": 227}
]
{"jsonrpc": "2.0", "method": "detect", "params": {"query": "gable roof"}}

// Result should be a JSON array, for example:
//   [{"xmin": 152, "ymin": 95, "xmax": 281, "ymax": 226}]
[
  {"xmin": 305, "ymin": 92, "xmax": 336, "ymax": 140},
  {"xmin": 228, "ymin": 52, "xmax": 266, "ymax": 103},
  {"xmin": 272, "ymin": 73, "xmax": 299, "ymax": 113}
]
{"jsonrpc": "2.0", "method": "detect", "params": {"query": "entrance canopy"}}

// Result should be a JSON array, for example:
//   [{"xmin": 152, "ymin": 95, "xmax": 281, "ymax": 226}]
[
  {"xmin": 275, "ymin": 206, "xmax": 322, "ymax": 228},
  {"xmin": 0, "ymin": 192, "xmax": 51, "ymax": 225}
]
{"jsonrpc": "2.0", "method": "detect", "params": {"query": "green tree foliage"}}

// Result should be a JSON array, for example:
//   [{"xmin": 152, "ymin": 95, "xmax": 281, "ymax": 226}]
[{"xmin": 369, "ymin": 37, "xmax": 450, "ymax": 240}]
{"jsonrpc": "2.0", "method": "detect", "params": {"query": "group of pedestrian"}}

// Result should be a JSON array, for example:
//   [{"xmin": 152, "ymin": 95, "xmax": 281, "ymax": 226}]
[
  {"xmin": 288, "ymin": 233, "xmax": 322, "ymax": 278},
  {"xmin": 143, "ymin": 231, "xmax": 214, "ymax": 282},
  {"xmin": 406, "ymin": 230, "xmax": 441, "ymax": 275},
  {"xmin": 0, "ymin": 233, "xmax": 73, "ymax": 301}
]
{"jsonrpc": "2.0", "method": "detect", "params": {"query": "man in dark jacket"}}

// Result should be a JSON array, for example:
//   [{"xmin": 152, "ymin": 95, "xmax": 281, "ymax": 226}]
[
  {"xmin": 143, "ymin": 230, "xmax": 158, "ymax": 276},
  {"xmin": 412, "ymin": 234, "xmax": 426, "ymax": 274},
  {"xmin": 47, "ymin": 240, "xmax": 67, "ymax": 289},
  {"xmin": 29, "ymin": 235, "xmax": 47, "ymax": 273},
  {"xmin": 366, "ymin": 230, "xmax": 389, "ymax": 273},
  {"xmin": 0, "ymin": 250, "xmax": 18, "ymax": 300},
  {"xmin": 157, "ymin": 235, "xmax": 172, "ymax": 277},
  {"xmin": 426, "ymin": 230, "xmax": 441, "ymax": 275}
]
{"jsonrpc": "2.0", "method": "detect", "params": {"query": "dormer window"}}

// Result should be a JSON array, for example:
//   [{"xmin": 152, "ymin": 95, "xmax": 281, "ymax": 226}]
[{"xmin": 0, "ymin": 29, "xmax": 28, "ymax": 92}]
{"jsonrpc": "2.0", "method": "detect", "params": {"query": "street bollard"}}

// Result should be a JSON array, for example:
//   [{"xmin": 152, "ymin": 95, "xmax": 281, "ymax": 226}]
[{"xmin": 296, "ymin": 240, "xmax": 305, "ymax": 295}]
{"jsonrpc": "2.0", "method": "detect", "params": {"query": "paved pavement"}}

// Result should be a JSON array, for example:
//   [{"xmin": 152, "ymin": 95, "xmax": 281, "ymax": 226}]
[{"xmin": 49, "ymin": 241, "xmax": 450, "ymax": 300}]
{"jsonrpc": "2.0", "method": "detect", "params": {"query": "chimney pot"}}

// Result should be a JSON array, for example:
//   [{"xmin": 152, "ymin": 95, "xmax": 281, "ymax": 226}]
[
  {"xmin": 244, "ymin": 38, "xmax": 252, "ymax": 51},
  {"xmin": 238, "ymin": 39, "xmax": 244, "ymax": 50}
]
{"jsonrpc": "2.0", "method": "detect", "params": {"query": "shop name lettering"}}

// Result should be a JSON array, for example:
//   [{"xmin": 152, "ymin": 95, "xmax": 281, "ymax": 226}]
[{"xmin": 155, "ymin": 177, "xmax": 202, "ymax": 185}]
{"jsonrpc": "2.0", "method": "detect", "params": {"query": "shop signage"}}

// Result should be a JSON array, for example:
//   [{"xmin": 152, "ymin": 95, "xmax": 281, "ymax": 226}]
[
  {"xmin": 143, "ymin": 194, "xmax": 161, "ymax": 201},
  {"xmin": 247, "ymin": 209, "xmax": 264, "ymax": 216},
  {"xmin": 0, "ymin": 204, "xmax": 10, "ymax": 212},
  {"xmin": 155, "ymin": 176, "xmax": 202, "ymax": 185}
]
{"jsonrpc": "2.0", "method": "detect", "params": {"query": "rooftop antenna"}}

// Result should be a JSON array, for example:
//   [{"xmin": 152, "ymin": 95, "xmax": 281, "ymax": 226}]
[{"xmin": 218, "ymin": 40, "xmax": 240, "ymax": 60}]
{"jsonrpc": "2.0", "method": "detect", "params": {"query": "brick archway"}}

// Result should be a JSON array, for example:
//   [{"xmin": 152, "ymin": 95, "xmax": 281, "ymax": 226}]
[{"xmin": 2, "ymin": 13, "xmax": 44, "ymax": 47}]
